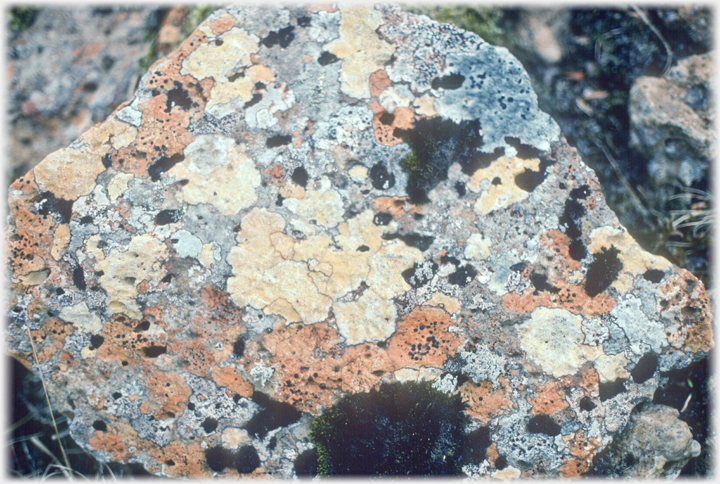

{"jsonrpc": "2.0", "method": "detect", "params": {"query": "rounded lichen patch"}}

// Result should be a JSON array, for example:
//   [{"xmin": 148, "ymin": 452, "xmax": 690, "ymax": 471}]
[{"xmin": 518, "ymin": 307, "xmax": 585, "ymax": 378}]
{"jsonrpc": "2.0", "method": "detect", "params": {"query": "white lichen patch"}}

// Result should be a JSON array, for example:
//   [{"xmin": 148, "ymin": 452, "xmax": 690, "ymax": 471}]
[
  {"xmin": 518, "ymin": 307, "xmax": 585, "ymax": 378},
  {"xmin": 610, "ymin": 294, "xmax": 668, "ymax": 355},
  {"xmin": 170, "ymin": 230, "xmax": 203, "ymax": 259},
  {"xmin": 325, "ymin": 5, "xmax": 396, "ymax": 99},
  {"xmin": 588, "ymin": 226, "xmax": 672, "ymax": 293},
  {"xmin": 96, "ymin": 233, "xmax": 169, "ymax": 319},
  {"xmin": 222, "ymin": 428, "xmax": 250, "ymax": 450},
  {"xmin": 464, "ymin": 233, "xmax": 491, "ymax": 261},
  {"xmin": 170, "ymin": 136, "xmax": 260, "ymax": 215},
  {"xmin": 59, "ymin": 302, "xmax": 103, "ymax": 333},
  {"xmin": 469, "ymin": 156, "xmax": 540, "ymax": 216},
  {"xmin": 334, "ymin": 291, "xmax": 397, "ymax": 345},
  {"xmin": 459, "ymin": 343, "xmax": 507, "ymax": 389}
]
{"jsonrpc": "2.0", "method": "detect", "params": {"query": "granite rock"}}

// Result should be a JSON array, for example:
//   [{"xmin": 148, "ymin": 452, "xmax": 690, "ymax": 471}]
[{"xmin": 5, "ymin": 4, "xmax": 713, "ymax": 478}]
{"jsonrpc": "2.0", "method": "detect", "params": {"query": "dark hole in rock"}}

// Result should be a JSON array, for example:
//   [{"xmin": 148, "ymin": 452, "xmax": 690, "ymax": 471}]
[
  {"xmin": 56, "ymin": 288, "xmax": 65, "ymax": 295},
  {"xmin": 148, "ymin": 153, "xmax": 185, "ymax": 182},
  {"xmin": 527, "ymin": 414, "xmax": 561, "ymax": 436},
  {"xmin": 357, "ymin": 245, "xmax": 370, "ymax": 252},
  {"xmin": 402, "ymin": 261, "xmax": 438, "ymax": 288},
  {"xmin": 382, "ymin": 232, "xmax": 434, "ymax": 252},
  {"xmin": 292, "ymin": 166, "xmax": 308, "ymax": 187},
  {"xmin": 294, "ymin": 447, "xmax": 318, "ymax": 476},
  {"xmin": 505, "ymin": 136, "xmax": 544, "ymax": 160},
  {"xmin": 262, "ymin": 26, "xmax": 295, "ymax": 48},
  {"xmin": 579, "ymin": 396, "xmax": 596, "ymax": 411},
  {"xmin": 143, "ymin": 345, "xmax": 167, "ymax": 358},
  {"xmin": 244, "ymin": 93, "xmax": 262, "ymax": 108},
  {"xmin": 155, "ymin": 209, "xmax": 181, "ymax": 225},
  {"xmin": 585, "ymin": 246, "xmax": 623, "ymax": 297},
  {"xmin": 92, "ymin": 420, "xmax": 107, "ymax": 431},
  {"xmin": 202, "ymin": 417, "xmax": 218, "ymax": 434},
  {"xmin": 134, "ymin": 320, "xmax": 151, "ymax": 332},
  {"xmin": 643, "ymin": 269, "xmax": 665, "ymax": 283},
  {"xmin": 244, "ymin": 391, "xmax": 301, "ymax": 439},
  {"xmin": 90, "ymin": 334, "xmax": 104, "ymax": 348},
  {"xmin": 165, "ymin": 459, "xmax": 175, "ymax": 466},
  {"xmin": 431, "ymin": 73, "xmax": 465, "ymax": 90},
  {"xmin": 266, "ymin": 134, "xmax": 292, "ymax": 148},
  {"xmin": 227, "ymin": 70, "xmax": 244, "ymax": 82},
  {"xmin": 233, "ymin": 336, "xmax": 246, "ymax": 357},
  {"xmin": 491, "ymin": 177, "xmax": 502, "ymax": 185},
  {"xmin": 79, "ymin": 215, "xmax": 94, "ymax": 224},
  {"xmin": 599, "ymin": 378, "xmax": 627, "ymax": 401},
  {"xmin": 631, "ymin": 352, "xmax": 658, "ymax": 384},
  {"xmin": 369, "ymin": 162, "xmax": 395, "ymax": 190},
  {"xmin": 73, "ymin": 267, "xmax": 86, "ymax": 290},
  {"xmin": 448, "ymin": 264, "xmax": 477, "ymax": 287},
  {"xmin": 112, "ymin": 392, "xmax": 122, "ymax": 399},
  {"xmin": 317, "ymin": 51, "xmax": 339, "ymax": 66}
]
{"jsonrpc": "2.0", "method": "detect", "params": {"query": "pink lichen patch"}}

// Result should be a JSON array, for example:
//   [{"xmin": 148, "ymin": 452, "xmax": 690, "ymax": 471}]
[
  {"xmin": 369, "ymin": 69, "xmax": 392, "ymax": 97},
  {"xmin": 149, "ymin": 441, "xmax": 211, "ymax": 478},
  {"xmin": 372, "ymin": 106, "xmax": 416, "ymax": 146},
  {"xmin": 96, "ymin": 313, "xmax": 143, "ymax": 365},
  {"xmin": 539, "ymin": 230, "xmax": 582, "ymax": 272},
  {"xmin": 212, "ymin": 366, "xmax": 254, "ymax": 398},
  {"xmin": 143, "ymin": 370, "xmax": 192, "ymax": 420},
  {"xmin": 560, "ymin": 432, "xmax": 602, "ymax": 478},
  {"xmin": 207, "ymin": 12, "xmax": 239, "ymax": 35},
  {"xmin": 528, "ymin": 379, "xmax": 569, "ymax": 416},
  {"xmin": 88, "ymin": 428, "xmax": 128, "ymax": 462},
  {"xmin": 660, "ymin": 270, "xmax": 714, "ymax": 353},
  {"xmin": 27, "ymin": 317, "xmax": 74, "ymax": 366},
  {"xmin": 459, "ymin": 378, "xmax": 513, "ymax": 424},
  {"xmin": 502, "ymin": 281, "xmax": 616, "ymax": 316},
  {"xmin": 386, "ymin": 306, "xmax": 463, "ymax": 369},
  {"xmin": 171, "ymin": 339, "xmax": 217, "ymax": 377}
]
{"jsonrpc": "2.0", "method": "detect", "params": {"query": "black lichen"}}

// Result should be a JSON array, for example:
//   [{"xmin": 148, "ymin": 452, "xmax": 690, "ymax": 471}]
[
  {"xmin": 90, "ymin": 334, "xmax": 104, "ymax": 349},
  {"xmin": 369, "ymin": 162, "xmax": 395, "ymax": 190},
  {"xmin": 243, "ymin": 391, "xmax": 301, "ymax": 439},
  {"xmin": 37, "ymin": 191, "xmax": 73, "ymax": 224},
  {"xmin": 579, "ymin": 396, "xmax": 597, "ymax": 411},
  {"xmin": 266, "ymin": 134, "xmax": 292, "ymax": 148},
  {"xmin": 529, "ymin": 271, "xmax": 560, "ymax": 294},
  {"xmin": 381, "ymin": 232, "xmax": 434, "ymax": 251},
  {"xmin": 310, "ymin": 381, "xmax": 468, "ymax": 475},
  {"xmin": 599, "ymin": 378, "xmax": 627, "ymax": 401},
  {"xmin": 201, "ymin": 417, "xmax": 218, "ymax": 434},
  {"xmin": 527, "ymin": 415, "xmax": 561, "ymax": 436},
  {"xmin": 292, "ymin": 166, "xmax": 309, "ymax": 188},
  {"xmin": 262, "ymin": 26, "xmax": 295, "ymax": 48},
  {"xmin": 235, "ymin": 445, "xmax": 260, "ymax": 474},
  {"xmin": 154, "ymin": 209, "xmax": 181, "ymax": 225},
  {"xmin": 431, "ymin": 74, "xmax": 465, "ymax": 90},
  {"xmin": 585, "ymin": 245, "xmax": 623, "ymax": 297},
  {"xmin": 643, "ymin": 269, "xmax": 665, "ymax": 283},
  {"xmin": 631, "ymin": 352, "xmax": 658, "ymax": 384},
  {"xmin": 73, "ymin": 267, "xmax": 86, "ymax": 290},
  {"xmin": 143, "ymin": 345, "xmax": 167, "ymax": 358},
  {"xmin": 448, "ymin": 264, "xmax": 477, "ymax": 287},
  {"xmin": 165, "ymin": 81, "xmax": 192, "ymax": 113},
  {"xmin": 318, "ymin": 51, "xmax": 339, "ymax": 66},
  {"xmin": 148, "ymin": 153, "xmax": 185, "ymax": 182}
]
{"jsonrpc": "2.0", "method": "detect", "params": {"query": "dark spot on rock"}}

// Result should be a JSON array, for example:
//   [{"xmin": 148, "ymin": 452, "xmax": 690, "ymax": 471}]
[
  {"xmin": 527, "ymin": 415, "xmax": 561, "ymax": 436},
  {"xmin": 134, "ymin": 320, "xmax": 151, "ymax": 332},
  {"xmin": 165, "ymin": 81, "xmax": 192, "ymax": 113},
  {"xmin": 79, "ymin": 215, "xmax": 93, "ymax": 224},
  {"xmin": 369, "ymin": 162, "xmax": 395, "ymax": 190},
  {"xmin": 504, "ymin": 136, "xmax": 543, "ymax": 160},
  {"xmin": 297, "ymin": 15, "xmax": 311, "ymax": 27},
  {"xmin": 262, "ymin": 26, "xmax": 295, "ymax": 48},
  {"xmin": 631, "ymin": 352, "xmax": 658, "ymax": 384},
  {"xmin": 244, "ymin": 93, "xmax": 262, "ymax": 108},
  {"xmin": 373, "ymin": 212, "xmax": 392, "ymax": 225},
  {"xmin": 318, "ymin": 51, "xmax": 339, "ymax": 65},
  {"xmin": 448, "ymin": 264, "xmax": 477, "ymax": 287},
  {"xmin": 112, "ymin": 392, "xmax": 122, "ymax": 400},
  {"xmin": 37, "ymin": 191, "xmax": 73, "ymax": 224},
  {"xmin": 266, "ymin": 134, "xmax": 292, "ymax": 148},
  {"xmin": 102, "ymin": 153, "xmax": 112, "ymax": 167},
  {"xmin": 510, "ymin": 262, "xmax": 526, "ymax": 272},
  {"xmin": 206, "ymin": 445, "xmax": 234, "ymax": 472},
  {"xmin": 585, "ymin": 246, "xmax": 623, "ymax": 297},
  {"xmin": 568, "ymin": 239, "xmax": 587, "ymax": 261},
  {"xmin": 382, "ymin": 232, "xmax": 434, "ymax": 252},
  {"xmin": 441, "ymin": 254, "xmax": 460, "ymax": 266},
  {"xmin": 244, "ymin": 391, "xmax": 301, "ymax": 439},
  {"xmin": 161, "ymin": 274, "xmax": 173, "ymax": 283},
  {"xmin": 379, "ymin": 112, "xmax": 395, "ymax": 126},
  {"xmin": 233, "ymin": 336, "xmax": 246, "ymax": 357},
  {"xmin": 579, "ymin": 396, "xmax": 596, "ymax": 411},
  {"xmin": 154, "ymin": 209, "xmax": 181, "ymax": 225},
  {"xmin": 599, "ymin": 378, "xmax": 627, "ymax": 401},
  {"xmin": 202, "ymin": 417, "xmax": 218, "ymax": 434},
  {"xmin": 454, "ymin": 182, "xmax": 466, "ymax": 197},
  {"xmin": 92, "ymin": 420, "xmax": 107, "ymax": 432},
  {"xmin": 165, "ymin": 459, "xmax": 175, "ymax": 466},
  {"xmin": 491, "ymin": 177, "xmax": 502, "ymax": 185},
  {"xmin": 148, "ymin": 153, "xmax": 185, "ymax": 182},
  {"xmin": 73, "ymin": 267, "xmax": 86, "ymax": 290},
  {"xmin": 294, "ymin": 448, "xmax": 318, "ymax": 476},
  {"xmin": 357, "ymin": 245, "xmax": 370, "ymax": 252},
  {"xmin": 143, "ymin": 345, "xmax": 167, "ymax": 358},
  {"xmin": 227, "ymin": 71, "xmax": 244, "ymax": 82},
  {"xmin": 292, "ymin": 166, "xmax": 308, "ymax": 187},
  {"xmin": 643, "ymin": 269, "xmax": 665, "ymax": 283},
  {"xmin": 90, "ymin": 334, "xmax": 104, "ymax": 348},
  {"xmin": 431, "ymin": 73, "xmax": 465, "ymax": 90},
  {"xmin": 529, "ymin": 272, "xmax": 560, "ymax": 294}
]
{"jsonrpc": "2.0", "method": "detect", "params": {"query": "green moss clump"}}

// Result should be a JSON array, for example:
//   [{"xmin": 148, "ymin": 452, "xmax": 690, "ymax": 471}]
[
  {"xmin": 8, "ymin": 7, "xmax": 38, "ymax": 34},
  {"xmin": 409, "ymin": 6, "xmax": 508, "ymax": 47},
  {"xmin": 310, "ymin": 381, "xmax": 468, "ymax": 476}
]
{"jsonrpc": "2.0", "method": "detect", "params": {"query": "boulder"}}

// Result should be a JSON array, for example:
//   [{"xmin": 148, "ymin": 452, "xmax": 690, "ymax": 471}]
[{"xmin": 5, "ymin": 5, "xmax": 713, "ymax": 478}]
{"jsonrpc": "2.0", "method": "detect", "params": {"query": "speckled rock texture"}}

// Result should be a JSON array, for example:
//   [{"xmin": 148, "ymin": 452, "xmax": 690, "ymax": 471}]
[{"xmin": 5, "ymin": 5, "xmax": 714, "ymax": 478}]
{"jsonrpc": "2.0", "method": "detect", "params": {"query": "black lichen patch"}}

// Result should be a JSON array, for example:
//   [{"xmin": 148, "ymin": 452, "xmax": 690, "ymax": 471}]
[
  {"xmin": 201, "ymin": 417, "xmax": 218, "ymax": 434},
  {"xmin": 643, "ymin": 269, "xmax": 665, "ymax": 283},
  {"xmin": 431, "ymin": 73, "xmax": 465, "ymax": 90},
  {"xmin": 505, "ymin": 137, "xmax": 544, "ymax": 160},
  {"xmin": 585, "ymin": 246, "xmax": 623, "ymax": 298},
  {"xmin": 461, "ymin": 426, "xmax": 491, "ymax": 464},
  {"xmin": 394, "ymin": 117, "xmax": 487, "ymax": 204},
  {"xmin": 296, "ymin": 15, "xmax": 311, "ymax": 27},
  {"xmin": 317, "ymin": 51, "xmax": 339, "ymax": 66},
  {"xmin": 79, "ymin": 215, "xmax": 94, "ymax": 224},
  {"xmin": 205, "ymin": 445, "xmax": 235, "ymax": 473},
  {"xmin": 529, "ymin": 271, "xmax": 560, "ymax": 295},
  {"xmin": 369, "ymin": 162, "xmax": 395, "ymax": 190},
  {"xmin": 579, "ymin": 397, "xmax": 597, "ymax": 411},
  {"xmin": 262, "ymin": 26, "xmax": 295, "ymax": 48},
  {"xmin": 266, "ymin": 134, "xmax": 292, "ymax": 148},
  {"xmin": 37, "ymin": 191, "xmax": 74, "ymax": 224},
  {"xmin": 401, "ymin": 260, "xmax": 438, "ymax": 288},
  {"xmin": 233, "ymin": 336, "xmax": 246, "ymax": 357},
  {"xmin": 514, "ymin": 157, "xmax": 554, "ymax": 192},
  {"xmin": 292, "ymin": 166, "xmax": 308, "ymax": 187},
  {"xmin": 373, "ymin": 212, "xmax": 393, "ymax": 226},
  {"xmin": 244, "ymin": 93, "xmax": 262, "ymax": 108},
  {"xmin": 558, "ymin": 185, "xmax": 591, "ymax": 261},
  {"xmin": 378, "ymin": 112, "xmax": 395, "ymax": 126},
  {"xmin": 134, "ymin": 320, "xmax": 151, "ymax": 332},
  {"xmin": 165, "ymin": 81, "xmax": 192, "ymax": 113},
  {"xmin": 143, "ymin": 345, "xmax": 167, "ymax": 358},
  {"xmin": 381, "ymin": 232, "xmax": 434, "ymax": 251},
  {"xmin": 148, "ymin": 153, "xmax": 185, "ymax": 182},
  {"xmin": 90, "ymin": 334, "xmax": 105, "ymax": 349},
  {"xmin": 310, "ymin": 381, "xmax": 467, "ymax": 475},
  {"xmin": 454, "ymin": 181, "xmax": 466, "ymax": 197},
  {"xmin": 154, "ymin": 209, "xmax": 181, "ymax": 225},
  {"xmin": 599, "ymin": 378, "xmax": 627, "ymax": 401},
  {"xmin": 244, "ymin": 391, "xmax": 301, "ymax": 439},
  {"xmin": 73, "ymin": 267, "xmax": 86, "ymax": 290},
  {"xmin": 527, "ymin": 415, "xmax": 561, "ymax": 436},
  {"xmin": 235, "ymin": 445, "xmax": 260, "ymax": 474},
  {"xmin": 631, "ymin": 352, "xmax": 658, "ymax": 384},
  {"xmin": 92, "ymin": 420, "xmax": 107, "ymax": 432},
  {"xmin": 294, "ymin": 448, "xmax": 318, "ymax": 476},
  {"xmin": 448, "ymin": 264, "xmax": 477, "ymax": 287}
]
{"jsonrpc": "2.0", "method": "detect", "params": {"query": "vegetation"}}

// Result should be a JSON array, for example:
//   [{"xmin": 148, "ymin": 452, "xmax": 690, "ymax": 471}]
[{"xmin": 310, "ymin": 381, "xmax": 468, "ymax": 476}]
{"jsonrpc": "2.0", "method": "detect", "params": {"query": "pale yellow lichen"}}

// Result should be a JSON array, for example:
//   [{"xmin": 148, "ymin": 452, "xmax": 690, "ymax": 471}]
[
  {"xmin": 492, "ymin": 466, "xmax": 522, "ymax": 480},
  {"xmin": 468, "ymin": 156, "xmax": 540, "ymax": 216},
  {"xmin": 206, "ymin": 64, "xmax": 275, "ymax": 115},
  {"xmin": 348, "ymin": 165, "xmax": 368, "ymax": 182},
  {"xmin": 368, "ymin": 242, "xmax": 423, "ymax": 299},
  {"xmin": 413, "ymin": 93, "xmax": 437, "ymax": 117},
  {"xmin": 51, "ymin": 224, "xmax": 71, "ymax": 261},
  {"xmin": 96, "ymin": 234, "xmax": 169, "ymax": 319},
  {"xmin": 334, "ymin": 290, "xmax": 397, "ymax": 345},
  {"xmin": 593, "ymin": 352, "xmax": 630, "ymax": 383},
  {"xmin": 107, "ymin": 172, "xmax": 135, "ymax": 201},
  {"xmin": 588, "ymin": 226, "xmax": 672, "ymax": 293},
  {"xmin": 518, "ymin": 307, "xmax": 585, "ymax": 378},
  {"xmin": 325, "ymin": 5, "xmax": 396, "ymax": 99},
  {"xmin": 170, "ymin": 136, "xmax": 260, "ymax": 215},
  {"xmin": 59, "ymin": 302, "xmax": 103, "ymax": 333},
  {"xmin": 296, "ymin": 177, "xmax": 345, "ymax": 228},
  {"xmin": 198, "ymin": 243, "xmax": 215, "ymax": 268},
  {"xmin": 423, "ymin": 292, "xmax": 461, "ymax": 313},
  {"xmin": 222, "ymin": 428, "xmax": 250, "ymax": 450},
  {"xmin": 464, "ymin": 233, "xmax": 491, "ymax": 261},
  {"xmin": 181, "ymin": 27, "xmax": 259, "ymax": 80}
]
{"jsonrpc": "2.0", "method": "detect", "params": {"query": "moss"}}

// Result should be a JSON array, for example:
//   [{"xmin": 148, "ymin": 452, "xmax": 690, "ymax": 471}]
[
  {"xmin": 8, "ymin": 6, "xmax": 39, "ymax": 34},
  {"xmin": 310, "ymin": 381, "xmax": 468, "ymax": 476},
  {"xmin": 409, "ymin": 6, "xmax": 508, "ymax": 47}
]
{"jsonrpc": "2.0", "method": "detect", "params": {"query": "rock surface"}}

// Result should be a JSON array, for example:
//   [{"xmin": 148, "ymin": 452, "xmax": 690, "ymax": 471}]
[{"xmin": 5, "ymin": 5, "xmax": 713, "ymax": 478}]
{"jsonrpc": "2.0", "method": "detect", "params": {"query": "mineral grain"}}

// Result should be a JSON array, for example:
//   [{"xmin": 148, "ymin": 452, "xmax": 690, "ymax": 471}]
[{"xmin": 5, "ymin": 4, "xmax": 713, "ymax": 478}]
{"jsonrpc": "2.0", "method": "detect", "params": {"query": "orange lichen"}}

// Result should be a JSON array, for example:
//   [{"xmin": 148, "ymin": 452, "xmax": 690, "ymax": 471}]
[
  {"xmin": 372, "ymin": 106, "xmax": 416, "ymax": 146},
  {"xmin": 369, "ymin": 69, "xmax": 392, "ymax": 97},
  {"xmin": 88, "ymin": 428, "xmax": 128, "ymax": 462},
  {"xmin": 502, "ymin": 281, "xmax": 616, "ymax": 316},
  {"xmin": 459, "ymin": 378, "xmax": 513, "ymax": 424},
  {"xmin": 212, "ymin": 366, "xmax": 254, "ymax": 398},
  {"xmin": 528, "ymin": 379, "xmax": 569, "ymax": 416},
  {"xmin": 560, "ymin": 431, "xmax": 602, "ymax": 477},
  {"xmin": 207, "ymin": 13, "xmax": 239, "ymax": 35},
  {"xmin": 143, "ymin": 370, "xmax": 192, "ymax": 419},
  {"xmin": 149, "ymin": 441, "xmax": 211, "ymax": 478}
]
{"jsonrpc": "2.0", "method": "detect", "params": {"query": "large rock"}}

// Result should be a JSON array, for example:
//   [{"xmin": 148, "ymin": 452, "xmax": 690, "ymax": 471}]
[{"xmin": 5, "ymin": 5, "xmax": 713, "ymax": 478}]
